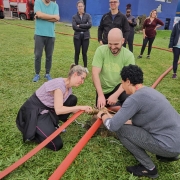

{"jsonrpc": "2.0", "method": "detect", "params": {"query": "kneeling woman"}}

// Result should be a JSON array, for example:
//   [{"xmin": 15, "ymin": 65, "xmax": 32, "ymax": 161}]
[
  {"xmin": 98, "ymin": 64, "xmax": 180, "ymax": 178},
  {"xmin": 16, "ymin": 65, "xmax": 92, "ymax": 151}
]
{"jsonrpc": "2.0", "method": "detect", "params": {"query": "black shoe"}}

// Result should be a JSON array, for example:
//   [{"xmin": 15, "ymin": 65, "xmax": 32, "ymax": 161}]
[
  {"xmin": 156, "ymin": 155, "xmax": 180, "ymax": 162},
  {"xmin": 137, "ymin": 55, "xmax": 142, "ymax": 59},
  {"xmin": 146, "ymin": 55, "xmax": 150, "ymax": 59},
  {"xmin": 126, "ymin": 164, "xmax": 158, "ymax": 178}
]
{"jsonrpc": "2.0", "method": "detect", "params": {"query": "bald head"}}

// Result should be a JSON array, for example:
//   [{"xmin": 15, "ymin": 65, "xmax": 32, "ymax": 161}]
[
  {"xmin": 108, "ymin": 28, "xmax": 123, "ymax": 42},
  {"xmin": 107, "ymin": 28, "xmax": 124, "ymax": 56}
]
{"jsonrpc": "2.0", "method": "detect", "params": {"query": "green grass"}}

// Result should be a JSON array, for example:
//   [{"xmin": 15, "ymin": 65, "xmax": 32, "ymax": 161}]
[{"xmin": 0, "ymin": 19, "xmax": 180, "ymax": 180}]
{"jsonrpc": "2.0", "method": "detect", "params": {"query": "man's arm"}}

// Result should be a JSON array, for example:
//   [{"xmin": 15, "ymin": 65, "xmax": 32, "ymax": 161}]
[
  {"xmin": 98, "ymin": 16, "xmax": 104, "ymax": 44},
  {"xmin": 92, "ymin": 66, "xmax": 106, "ymax": 109},
  {"xmin": 36, "ymin": 11, "xmax": 59, "ymax": 21},
  {"xmin": 107, "ymin": 84, "xmax": 124, "ymax": 105}
]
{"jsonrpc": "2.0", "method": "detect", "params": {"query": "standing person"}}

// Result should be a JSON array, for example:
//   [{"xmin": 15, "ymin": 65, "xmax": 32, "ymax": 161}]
[
  {"xmin": 97, "ymin": 64, "xmax": 180, "ymax": 178},
  {"xmin": 124, "ymin": 8, "xmax": 137, "ymax": 53},
  {"xmin": 98, "ymin": 0, "xmax": 130, "ymax": 45},
  {"xmin": 72, "ymin": 0, "xmax": 92, "ymax": 73},
  {"xmin": 16, "ymin": 65, "xmax": 93, "ymax": 151},
  {"xmin": 169, "ymin": 20, "xmax": 180, "ymax": 79},
  {"xmin": 92, "ymin": 28, "xmax": 135, "ymax": 109},
  {"xmin": 137, "ymin": 9, "xmax": 164, "ymax": 59},
  {"xmin": 32, "ymin": 0, "xmax": 60, "ymax": 82}
]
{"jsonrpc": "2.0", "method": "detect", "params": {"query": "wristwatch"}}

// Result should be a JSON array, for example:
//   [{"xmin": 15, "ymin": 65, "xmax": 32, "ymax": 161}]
[{"xmin": 100, "ymin": 112, "xmax": 106, "ymax": 119}]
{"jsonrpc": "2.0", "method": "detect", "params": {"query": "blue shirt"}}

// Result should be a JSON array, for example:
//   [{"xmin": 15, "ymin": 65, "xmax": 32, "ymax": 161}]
[{"xmin": 34, "ymin": 0, "xmax": 59, "ymax": 37}]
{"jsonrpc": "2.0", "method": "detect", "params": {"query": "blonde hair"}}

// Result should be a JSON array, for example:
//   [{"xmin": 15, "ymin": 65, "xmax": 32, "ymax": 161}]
[
  {"xmin": 68, "ymin": 64, "xmax": 87, "ymax": 77},
  {"xmin": 149, "ymin": 9, "xmax": 157, "ymax": 18}
]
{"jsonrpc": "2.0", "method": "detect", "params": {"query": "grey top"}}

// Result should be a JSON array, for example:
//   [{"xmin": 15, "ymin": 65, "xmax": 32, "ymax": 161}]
[{"xmin": 104, "ymin": 86, "xmax": 180, "ymax": 152}]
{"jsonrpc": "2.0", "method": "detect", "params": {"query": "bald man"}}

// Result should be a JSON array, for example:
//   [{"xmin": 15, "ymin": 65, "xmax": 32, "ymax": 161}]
[{"xmin": 92, "ymin": 28, "xmax": 135, "ymax": 109}]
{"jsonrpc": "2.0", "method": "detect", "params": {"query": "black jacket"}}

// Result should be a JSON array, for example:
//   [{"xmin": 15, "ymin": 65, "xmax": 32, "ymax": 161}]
[
  {"xmin": 169, "ymin": 21, "xmax": 180, "ymax": 48},
  {"xmin": 98, "ymin": 11, "xmax": 130, "ymax": 44},
  {"xmin": 16, "ymin": 93, "xmax": 58, "ymax": 142},
  {"xmin": 72, "ymin": 12, "xmax": 92, "ymax": 39}
]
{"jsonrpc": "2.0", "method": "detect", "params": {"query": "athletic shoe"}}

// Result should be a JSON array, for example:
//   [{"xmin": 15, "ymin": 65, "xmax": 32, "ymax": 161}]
[
  {"xmin": 172, "ymin": 73, "xmax": 177, "ymax": 79},
  {"xmin": 137, "ymin": 55, "xmax": 142, "ymax": 59},
  {"xmin": 85, "ymin": 67, "xmax": 89, "ymax": 73},
  {"xmin": 44, "ymin": 74, "xmax": 52, "ymax": 81},
  {"xmin": 32, "ymin": 74, "xmax": 40, "ymax": 82},
  {"xmin": 156, "ymin": 155, "xmax": 180, "ymax": 162},
  {"xmin": 146, "ymin": 55, "xmax": 150, "ymax": 59},
  {"xmin": 126, "ymin": 164, "xmax": 158, "ymax": 178}
]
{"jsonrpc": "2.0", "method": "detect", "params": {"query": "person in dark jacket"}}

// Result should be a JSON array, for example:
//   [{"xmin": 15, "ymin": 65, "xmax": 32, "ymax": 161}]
[
  {"xmin": 124, "ymin": 8, "xmax": 137, "ymax": 53},
  {"xmin": 16, "ymin": 64, "xmax": 92, "ymax": 151},
  {"xmin": 72, "ymin": 0, "xmax": 92, "ymax": 73},
  {"xmin": 98, "ymin": 0, "xmax": 130, "ymax": 45},
  {"xmin": 137, "ymin": 9, "xmax": 164, "ymax": 59},
  {"xmin": 169, "ymin": 20, "xmax": 180, "ymax": 79}
]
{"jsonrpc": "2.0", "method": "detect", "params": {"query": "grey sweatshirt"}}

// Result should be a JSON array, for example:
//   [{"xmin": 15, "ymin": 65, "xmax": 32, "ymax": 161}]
[{"xmin": 104, "ymin": 87, "xmax": 180, "ymax": 153}]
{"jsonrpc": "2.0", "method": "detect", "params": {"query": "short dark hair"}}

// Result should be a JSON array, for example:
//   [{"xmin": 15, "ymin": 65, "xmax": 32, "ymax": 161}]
[{"xmin": 120, "ymin": 64, "xmax": 143, "ymax": 85}]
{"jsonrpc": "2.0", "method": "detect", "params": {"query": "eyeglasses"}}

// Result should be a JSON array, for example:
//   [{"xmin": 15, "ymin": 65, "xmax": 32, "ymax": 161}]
[
  {"xmin": 79, "ymin": 75, "xmax": 86, "ymax": 81},
  {"xmin": 126, "ymin": 11, "xmax": 131, "ymax": 13},
  {"xmin": 109, "ymin": 1, "xmax": 118, "ymax": 4}
]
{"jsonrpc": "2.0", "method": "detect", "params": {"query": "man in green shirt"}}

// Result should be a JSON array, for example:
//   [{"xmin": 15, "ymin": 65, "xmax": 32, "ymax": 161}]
[{"xmin": 92, "ymin": 28, "xmax": 135, "ymax": 109}]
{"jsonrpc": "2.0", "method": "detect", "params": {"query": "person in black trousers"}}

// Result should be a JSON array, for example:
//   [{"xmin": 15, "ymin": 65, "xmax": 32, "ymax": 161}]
[
  {"xmin": 169, "ymin": 20, "xmax": 180, "ymax": 79},
  {"xmin": 137, "ymin": 10, "xmax": 164, "ymax": 59},
  {"xmin": 72, "ymin": 0, "xmax": 92, "ymax": 73},
  {"xmin": 124, "ymin": 8, "xmax": 137, "ymax": 52}
]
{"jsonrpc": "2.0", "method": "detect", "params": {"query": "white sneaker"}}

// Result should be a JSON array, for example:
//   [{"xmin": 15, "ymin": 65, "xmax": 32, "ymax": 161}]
[{"xmin": 85, "ymin": 67, "xmax": 89, "ymax": 73}]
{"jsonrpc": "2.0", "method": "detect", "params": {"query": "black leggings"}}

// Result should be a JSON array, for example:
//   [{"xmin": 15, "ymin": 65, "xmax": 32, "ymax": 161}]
[
  {"xmin": 172, "ymin": 47, "xmax": 180, "ymax": 73},
  {"xmin": 140, "ymin": 36, "xmax": 155, "ymax": 56},
  {"xmin": 74, "ymin": 34, "xmax": 89, "ymax": 67},
  {"xmin": 35, "ymin": 95, "xmax": 77, "ymax": 151}
]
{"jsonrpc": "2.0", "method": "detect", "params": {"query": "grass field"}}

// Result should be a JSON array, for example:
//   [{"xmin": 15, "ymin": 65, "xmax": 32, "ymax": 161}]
[{"xmin": 0, "ymin": 19, "xmax": 180, "ymax": 180}]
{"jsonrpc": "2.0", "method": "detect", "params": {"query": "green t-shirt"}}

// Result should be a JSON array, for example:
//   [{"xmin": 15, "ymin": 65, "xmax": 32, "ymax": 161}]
[
  {"xmin": 92, "ymin": 45, "xmax": 135, "ymax": 94},
  {"xmin": 34, "ymin": 0, "xmax": 59, "ymax": 37}
]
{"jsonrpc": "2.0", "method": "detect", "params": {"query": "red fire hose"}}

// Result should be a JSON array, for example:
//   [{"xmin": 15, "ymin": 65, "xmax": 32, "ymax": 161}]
[
  {"xmin": 0, "ymin": 111, "xmax": 84, "ymax": 179},
  {"xmin": 48, "ymin": 118, "xmax": 102, "ymax": 180},
  {"xmin": 0, "ymin": 19, "xmax": 178, "ymax": 179}
]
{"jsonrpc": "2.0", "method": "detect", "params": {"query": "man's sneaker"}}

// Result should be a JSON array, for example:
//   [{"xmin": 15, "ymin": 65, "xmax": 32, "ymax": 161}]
[
  {"xmin": 126, "ymin": 164, "xmax": 158, "ymax": 178},
  {"xmin": 172, "ymin": 73, "xmax": 177, "ymax": 79},
  {"xmin": 85, "ymin": 67, "xmax": 89, "ymax": 73},
  {"xmin": 156, "ymin": 155, "xmax": 180, "ymax": 162},
  {"xmin": 146, "ymin": 55, "xmax": 150, "ymax": 59},
  {"xmin": 137, "ymin": 55, "xmax": 142, "ymax": 59},
  {"xmin": 44, "ymin": 74, "xmax": 52, "ymax": 81},
  {"xmin": 32, "ymin": 74, "xmax": 40, "ymax": 82}
]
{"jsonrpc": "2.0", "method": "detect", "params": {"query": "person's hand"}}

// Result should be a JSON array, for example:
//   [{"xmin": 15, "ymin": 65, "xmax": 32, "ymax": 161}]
[
  {"xmin": 97, "ymin": 110, "xmax": 105, "ymax": 119},
  {"xmin": 107, "ymin": 94, "xmax": 118, "ymax": 106},
  {"xmin": 143, "ymin": 34, "xmax": 147, "ymax": 39},
  {"xmin": 34, "ymin": 14, "xmax": 38, "ymax": 20},
  {"xmin": 53, "ymin": 15, "xmax": 60, "ymax": 21},
  {"xmin": 97, "ymin": 95, "xmax": 106, "ymax": 109},
  {"xmin": 80, "ymin": 106, "xmax": 93, "ymax": 113},
  {"xmin": 99, "ymin": 41, "xmax": 103, "ymax": 45},
  {"xmin": 128, "ymin": 20, "xmax": 132, "ymax": 23},
  {"xmin": 169, "ymin": 48, "xmax": 173, "ymax": 52},
  {"xmin": 77, "ymin": 25, "xmax": 80, "ymax": 27}
]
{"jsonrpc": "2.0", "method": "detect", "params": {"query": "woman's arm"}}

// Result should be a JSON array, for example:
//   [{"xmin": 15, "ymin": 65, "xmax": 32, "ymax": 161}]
[
  {"xmin": 79, "ymin": 14, "xmax": 92, "ymax": 29},
  {"xmin": 54, "ymin": 89, "xmax": 92, "ymax": 115},
  {"xmin": 155, "ymin": 18, "xmax": 164, "ymax": 30}
]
